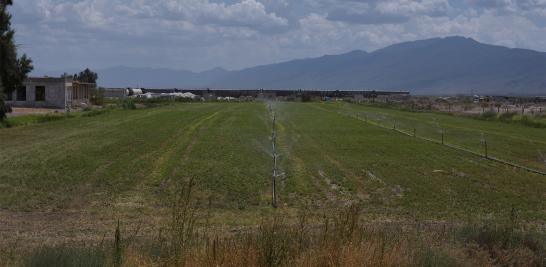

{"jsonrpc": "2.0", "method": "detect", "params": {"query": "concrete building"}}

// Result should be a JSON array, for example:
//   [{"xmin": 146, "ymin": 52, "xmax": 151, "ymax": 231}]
[
  {"xmin": 103, "ymin": 88, "xmax": 128, "ymax": 99},
  {"xmin": 5, "ymin": 77, "xmax": 95, "ymax": 109}
]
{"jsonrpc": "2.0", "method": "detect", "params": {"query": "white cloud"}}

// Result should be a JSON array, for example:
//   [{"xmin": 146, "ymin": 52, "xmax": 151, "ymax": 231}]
[{"xmin": 7, "ymin": 0, "xmax": 546, "ymax": 72}]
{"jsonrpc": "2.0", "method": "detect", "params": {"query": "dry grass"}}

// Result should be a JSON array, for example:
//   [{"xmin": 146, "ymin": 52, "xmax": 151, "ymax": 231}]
[{"xmin": 5, "ymin": 184, "xmax": 544, "ymax": 267}]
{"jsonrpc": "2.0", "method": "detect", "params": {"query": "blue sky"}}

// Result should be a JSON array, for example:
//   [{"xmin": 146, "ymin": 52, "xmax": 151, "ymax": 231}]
[{"xmin": 9, "ymin": 0, "xmax": 546, "ymax": 73}]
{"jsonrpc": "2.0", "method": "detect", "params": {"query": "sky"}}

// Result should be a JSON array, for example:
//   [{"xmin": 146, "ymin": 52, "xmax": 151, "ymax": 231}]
[{"xmin": 9, "ymin": 0, "xmax": 546, "ymax": 73}]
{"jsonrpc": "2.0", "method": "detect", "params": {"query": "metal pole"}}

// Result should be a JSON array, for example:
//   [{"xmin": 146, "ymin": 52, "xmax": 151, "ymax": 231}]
[
  {"xmin": 484, "ymin": 139, "xmax": 488, "ymax": 159},
  {"xmin": 271, "ymin": 112, "xmax": 277, "ymax": 208},
  {"xmin": 272, "ymin": 154, "xmax": 277, "ymax": 208}
]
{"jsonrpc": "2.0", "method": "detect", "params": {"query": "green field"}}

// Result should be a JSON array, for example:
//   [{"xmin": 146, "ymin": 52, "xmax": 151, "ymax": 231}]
[
  {"xmin": 330, "ymin": 102, "xmax": 546, "ymax": 172},
  {"xmin": 1, "ymin": 102, "xmax": 545, "ymax": 222}
]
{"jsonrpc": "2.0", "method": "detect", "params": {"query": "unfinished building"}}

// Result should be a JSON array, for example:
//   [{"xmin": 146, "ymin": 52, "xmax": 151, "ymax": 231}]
[{"xmin": 5, "ymin": 77, "xmax": 95, "ymax": 109}]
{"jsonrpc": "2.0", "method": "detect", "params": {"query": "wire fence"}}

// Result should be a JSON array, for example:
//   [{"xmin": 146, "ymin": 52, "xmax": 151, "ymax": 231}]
[{"xmin": 345, "ymin": 111, "xmax": 546, "ymax": 176}]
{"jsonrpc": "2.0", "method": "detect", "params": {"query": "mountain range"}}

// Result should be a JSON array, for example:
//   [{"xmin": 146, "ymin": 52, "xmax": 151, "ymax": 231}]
[{"xmin": 49, "ymin": 36, "xmax": 546, "ymax": 95}]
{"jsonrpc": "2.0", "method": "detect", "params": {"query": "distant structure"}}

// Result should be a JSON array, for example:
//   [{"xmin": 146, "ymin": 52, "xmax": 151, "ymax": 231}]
[
  {"xmin": 103, "ymin": 88, "xmax": 129, "ymax": 99},
  {"xmin": 5, "ymin": 77, "xmax": 95, "ymax": 109},
  {"xmin": 137, "ymin": 88, "xmax": 410, "ymax": 100}
]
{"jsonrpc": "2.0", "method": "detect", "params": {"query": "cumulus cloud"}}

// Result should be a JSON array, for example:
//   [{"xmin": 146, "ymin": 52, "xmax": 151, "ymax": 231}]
[
  {"xmin": 7, "ymin": 0, "xmax": 546, "ymax": 72},
  {"xmin": 324, "ymin": 0, "xmax": 449, "ymax": 25},
  {"xmin": 327, "ymin": 9, "xmax": 410, "ymax": 24}
]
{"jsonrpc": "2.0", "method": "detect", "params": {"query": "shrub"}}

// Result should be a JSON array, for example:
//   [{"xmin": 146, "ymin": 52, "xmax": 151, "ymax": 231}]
[
  {"xmin": 24, "ymin": 245, "xmax": 107, "ymax": 267},
  {"xmin": 498, "ymin": 111, "xmax": 517, "ymax": 121},
  {"xmin": 82, "ymin": 109, "xmax": 108, "ymax": 117},
  {"xmin": 518, "ymin": 115, "xmax": 546, "ymax": 128},
  {"xmin": 120, "ymin": 99, "xmax": 136, "ymax": 110},
  {"xmin": 91, "ymin": 87, "xmax": 105, "ymax": 106},
  {"xmin": 36, "ymin": 114, "xmax": 66, "ymax": 123},
  {"xmin": 479, "ymin": 111, "xmax": 497, "ymax": 120},
  {"xmin": 301, "ymin": 94, "xmax": 312, "ymax": 102},
  {"xmin": 456, "ymin": 222, "xmax": 545, "ymax": 266}
]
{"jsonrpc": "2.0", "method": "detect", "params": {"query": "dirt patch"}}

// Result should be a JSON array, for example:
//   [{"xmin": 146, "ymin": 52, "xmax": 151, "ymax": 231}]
[
  {"xmin": 7, "ymin": 107, "xmax": 65, "ymax": 117},
  {"xmin": 0, "ymin": 210, "xmax": 161, "ymax": 250}
]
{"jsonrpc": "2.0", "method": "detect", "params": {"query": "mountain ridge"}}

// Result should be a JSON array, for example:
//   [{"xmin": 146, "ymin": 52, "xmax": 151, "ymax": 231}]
[{"xmin": 38, "ymin": 36, "xmax": 546, "ymax": 95}]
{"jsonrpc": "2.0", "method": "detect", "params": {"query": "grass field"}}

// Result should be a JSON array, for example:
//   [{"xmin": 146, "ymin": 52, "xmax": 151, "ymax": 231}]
[
  {"xmin": 328, "ymin": 102, "xmax": 546, "ymax": 172},
  {"xmin": 0, "ymin": 103, "xmax": 272, "ymax": 212},
  {"xmin": 1, "ymin": 101, "xmax": 546, "ymax": 265},
  {"xmin": 1, "ymin": 102, "xmax": 545, "ymax": 219}
]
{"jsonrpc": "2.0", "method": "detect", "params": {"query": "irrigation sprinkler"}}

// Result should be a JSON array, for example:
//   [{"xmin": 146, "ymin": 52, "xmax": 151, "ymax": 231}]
[
  {"xmin": 272, "ymin": 143, "xmax": 276, "ymax": 207},
  {"xmin": 270, "ymin": 111, "xmax": 278, "ymax": 208}
]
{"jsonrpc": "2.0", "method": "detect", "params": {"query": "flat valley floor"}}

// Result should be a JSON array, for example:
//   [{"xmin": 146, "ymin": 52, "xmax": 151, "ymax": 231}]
[{"xmin": 1, "ymin": 102, "xmax": 545, "ymax": 248}]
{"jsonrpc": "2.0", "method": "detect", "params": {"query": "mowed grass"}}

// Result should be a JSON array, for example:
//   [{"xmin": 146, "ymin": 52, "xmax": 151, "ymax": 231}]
[
  {"xmin": 329, "ymin": 102, "xmax": 546, "ymax": 172},
  {"xmin": 273, "ymin": 102, "xmax": 546, "ymax": 220},
  {"xmin": 1, "ymin": 102, "xmax": 545, "ymax": 221},
  {"xmin": 0, "ymin": 103, "xmax": 272, "ymax": 212}
]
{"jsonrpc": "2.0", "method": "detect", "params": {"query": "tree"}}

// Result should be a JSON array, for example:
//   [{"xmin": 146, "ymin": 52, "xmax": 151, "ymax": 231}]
[
  {"xmin": 0, "ymin": 0, "xmax": 33, "ymax": 121},
  {"xmin": 74, "ymin": 68, "xmax": 98, "ymax": 84}
]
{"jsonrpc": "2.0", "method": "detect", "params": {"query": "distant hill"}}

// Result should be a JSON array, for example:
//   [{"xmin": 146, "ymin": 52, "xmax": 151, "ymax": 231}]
[
  {"xmin": 96, "ymin": 66, "xmax": 229, "ymax": 88},
  {"xmin": 95, "ymin": 36, "xmax": 546, "ymax": 95}
]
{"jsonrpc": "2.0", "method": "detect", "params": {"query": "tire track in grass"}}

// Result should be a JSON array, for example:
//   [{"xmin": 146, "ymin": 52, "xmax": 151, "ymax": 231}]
[
  {"xmin": 110, "ymin": 105, "xmax": 224, "ymax": 209},
  {"xmin": 274, "ymin": 115, "xmax": 318, "ymax": 203},
  {"xmin": 161, "ymin": 103, "xmax": 269, "ymax": 208},
  {"xmin": 150, "ymin": 107, "xmax": 223, "ymax": 185},
  {"xmin": 274, "ymin": 103, "xmax": 352, "ymax": 204}
]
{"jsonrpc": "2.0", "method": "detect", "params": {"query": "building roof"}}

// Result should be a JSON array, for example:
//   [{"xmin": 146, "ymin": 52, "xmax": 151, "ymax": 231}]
[
  {"xmin": 25, "ymin": 77, "xmax": 96, "ymax": 86},
  {"xmin": 26, "ymin": 77, "xmax": 67, "ymax": 83}
]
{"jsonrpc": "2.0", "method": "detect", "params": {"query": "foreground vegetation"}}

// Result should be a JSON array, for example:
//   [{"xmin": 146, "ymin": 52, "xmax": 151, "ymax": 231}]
[
  {"xmin": 1, "ymin": 101, "xmax": 545, "ymax": 266},
  {"xmin": 4, "ymin": 183, "xmax": 545, "ymax": 267}
]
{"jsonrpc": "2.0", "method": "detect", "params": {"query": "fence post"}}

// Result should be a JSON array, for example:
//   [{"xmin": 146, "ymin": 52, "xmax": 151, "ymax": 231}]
[
  {"xmin": 413, "ymin": 128, "xmax": 416, "ymax": 137},
  {"xmin": 441, "ymin": 130, "xmax": 444, "ymax": 145}
]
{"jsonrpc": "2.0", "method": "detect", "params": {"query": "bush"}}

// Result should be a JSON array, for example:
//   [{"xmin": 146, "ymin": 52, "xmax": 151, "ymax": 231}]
[
  {"xmin": 24, "ymin": 245, "xmax": 107, "ymax": 267},
  {"xmin": 91, "ymin": 88, "xmax": 105, "ymax": 106},
  {"xmin": 479, "ymin": 111, "xmax": 497, "ymax": 120},
  {"xmin": 518, "ymin": 115, "xmax": 546, "ymax": 128},
  {"xmin": 498, "ymin": 111, "xmax": 517, "ymax": 121},
  {"xmin": 0, "ymin": 99, "xmax": 12, "ymax": 121},
  {"xmin": 35, "ymin": 114, "xmax": 66, "ymax": 123},
  {"xmin": 82, "ymin": 109, "xmax": 108, "ymax": 117},
  {"xmin": 120, "ymin": 99, "xmax": 136, "ymax": 110}
]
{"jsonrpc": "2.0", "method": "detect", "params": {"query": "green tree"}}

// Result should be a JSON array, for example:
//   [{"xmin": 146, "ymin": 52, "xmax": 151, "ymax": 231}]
[
  {"xmin": 0, "ymin": 0, "xmax": 33, "ymax": 120},
  {"xmin": 74, "ymin": 68, "xmax": 98, "ymax": 84}
]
